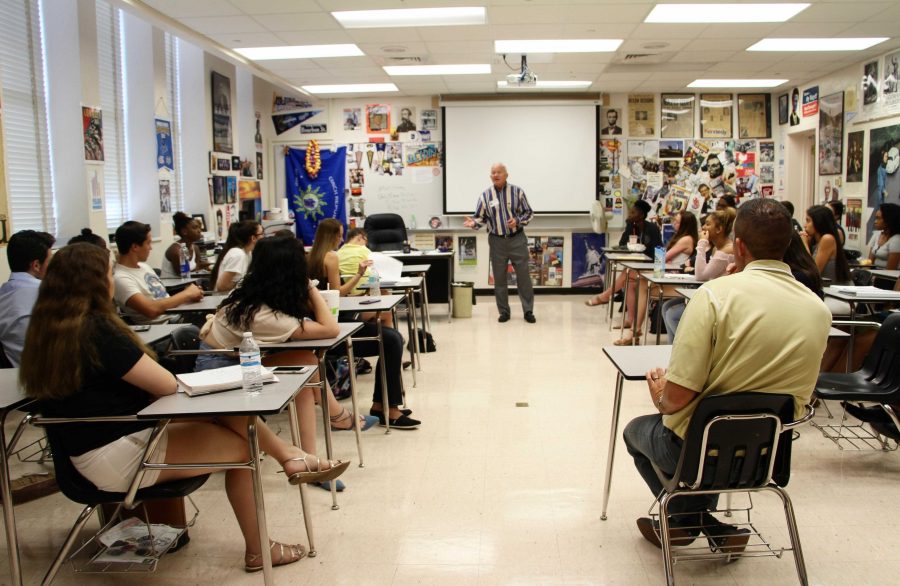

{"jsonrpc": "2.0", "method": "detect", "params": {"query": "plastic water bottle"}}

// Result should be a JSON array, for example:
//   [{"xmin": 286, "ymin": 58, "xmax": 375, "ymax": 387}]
[
  {"xmin": 654, "ymin": 246, "xmax": 665, "ymax": 278},
  {"xmin": 368, "ymin": 268, "xmax": 381, "ymax": 299},
  {"xmin": 239, "ymin": 332, "xmax": 263, "ymax": 395},
  {"xmin": 179, "ymin": 244, "xmax": 190, "ymax": 278}
]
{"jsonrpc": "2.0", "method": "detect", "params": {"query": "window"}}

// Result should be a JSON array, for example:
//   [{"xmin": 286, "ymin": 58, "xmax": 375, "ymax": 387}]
[
  {"xmin": 0, "ymin": 0, "xmax": 56, "ymax": 234},
  {"xmin": 96, "ymin": 0, "xmax": 128, "ymax": 231},
  {"xmin": 164, "ymin": 32, "xmax": 184, "ymax": 212}
]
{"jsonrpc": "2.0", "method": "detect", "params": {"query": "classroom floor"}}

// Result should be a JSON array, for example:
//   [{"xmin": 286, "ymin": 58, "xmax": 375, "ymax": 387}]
[{"xmin": 3, "ymin": 294, "xmax": 900, "ymax": 585}]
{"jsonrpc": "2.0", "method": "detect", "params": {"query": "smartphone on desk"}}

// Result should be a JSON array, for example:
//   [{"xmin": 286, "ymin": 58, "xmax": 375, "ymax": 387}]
[
  {"xmin": 131, "ymin": 325, "xmax": 151, "ymax": 332},
  {"xmin": 271, "ymin": 366, "xmax": 311, "ymax": 375},
  {"xmin": 359, "ymin": 299, "xmax": 380, "ymax": 305}
]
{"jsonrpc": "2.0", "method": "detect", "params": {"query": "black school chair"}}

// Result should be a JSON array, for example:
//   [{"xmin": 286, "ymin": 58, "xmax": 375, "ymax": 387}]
[
  {"xmin": 27, "ymin": 414, "xmax": 208, "ymax": 584},
  {"xmin": 648, "ymin": 393, "xmax": 814, "ymax": 586},
  {"xmin": 364, "ymin": 213, "xmax": 407, "ymax": 252},
  {"xmin": 813, "ymin": 312, "xmax": 900, "ymax": 450}
]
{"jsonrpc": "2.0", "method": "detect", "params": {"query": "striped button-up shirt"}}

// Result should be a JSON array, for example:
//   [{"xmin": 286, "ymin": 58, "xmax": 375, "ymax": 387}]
[{"xmin": 472, "ymin": 183, "xmax": 534, "ymax": 236}]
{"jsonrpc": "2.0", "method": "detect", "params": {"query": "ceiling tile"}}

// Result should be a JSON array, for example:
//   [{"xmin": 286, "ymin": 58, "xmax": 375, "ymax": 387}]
[
  {"xmin": 669, "ymin": 50, "xmax": 736, "ymax": 64},
  {"xmin": 143, "ymin": 0, "xmax": 241, "ymax": 18},
  {"xmin": 251, "ymin": 12, "xmax": 341, "ymax": 32},
  {"xmin": 309, "ymin": 56, "xmax": 380, "ymax": 70},
  {"xmin": 424, "ymin": 41, "xmax": 494, "ymax": 55},
  {"xmin": 683, "ymin": 38, "xmax": 756, "ymax": 52},
  {"xmin": 487, "ymin": 6, "xmax": 567, "ymax": 25},
  {"xmin": 596, "ymin": 81, "xmax": 643, "ymax": 93},
  {"xmin": 228, "ymin": 0, "xmax": 321, "ymax": 14},
  {"xmin": 792, "ymin": 2, "xmax": 895, "ymax": 22},
  {"xmin": 490, "ymin": 24, "xmax": 566, "ymax": 39},
  {"xmin": 562, "ymin": 3, "xmax": 653, "ymax": 24},
  {"xmin": 560, "ymin": 24, "xmax": 638, "ymax": 37},
  {"xmin": 770, "ymin": 22, "xmax": 857, "ymax": 36},
  {"xmin": 179, "ymin": 15, "xmax": 268, "ymax": 34},
  {"xmin": 346, "ymin": 28, "xmax": 427, "ymax": 43},
  {"xmin": 274, "ymin": 30, "xmax": 355, "ymax": 45},
  {"xmin": 207, "ymin": 32, "xmax": 287, "ymax": 48},
  {"xmin": 617, "ymin": 38, "xmax": 691, "ymax": 52},
  {"xmin": 630, "ymin": 24, "xmax": 710, "ymax": 40},
  {"xmin": 700, "ymin": 23, "xmax": 781, "ymax": 39}
]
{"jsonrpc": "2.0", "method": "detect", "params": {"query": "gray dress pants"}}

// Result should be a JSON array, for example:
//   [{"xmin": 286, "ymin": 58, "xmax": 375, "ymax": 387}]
[{"xmin": 489, "ymin": 231, "xmax": 534, "ymax": 316}]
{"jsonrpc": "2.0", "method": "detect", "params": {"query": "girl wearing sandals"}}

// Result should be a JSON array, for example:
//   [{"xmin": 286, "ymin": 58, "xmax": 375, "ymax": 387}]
[
  {"xmin": 197, "ymin": 235, "xmax": 379, "ymax": 490},
  {"xmin": 20, "ymin": 243, "xmax": 348, "ymax": 572}
]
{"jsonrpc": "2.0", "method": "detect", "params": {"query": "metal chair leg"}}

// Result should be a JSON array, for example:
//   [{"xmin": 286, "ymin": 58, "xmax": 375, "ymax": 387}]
[
  {"xmin": 42, "ymin": 505, "xmax": 98, "ymax": 586},
  {"xmin": 287, "ymin": 400, "xmax": 316, "ymax": 556},
  {"xmin": 766, "ymin": 486, "xmax": 809, "ymax": 586},
  {"xmin": 658, "ymin": 493, "xmax": 677, "ymax": 586}
]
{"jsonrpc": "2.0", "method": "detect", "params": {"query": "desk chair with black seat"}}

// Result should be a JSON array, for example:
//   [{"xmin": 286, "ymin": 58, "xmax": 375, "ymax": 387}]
[
  {"xmin": 814, "ymin": 312, "xmax": 900, "ymax": 451},
  {"xmin": 364, "ymin": 213, "xmax": 407, "ymax": 252},
  {"xmin": 648, "ymin": 393, "xmax": 814, "ymax": 586},
  {"xmin": 26, "ymin": 413, "xmax": 209, "ymax": 584}
]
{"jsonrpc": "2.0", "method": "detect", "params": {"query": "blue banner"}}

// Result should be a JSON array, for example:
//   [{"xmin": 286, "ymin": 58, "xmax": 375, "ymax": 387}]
[
  {"xmin": 155, "ymin": 119, "xmax": 173, "ymax": 171},
  {"xmin": 286, "ymin": 146, "xmax": 347, "ymax": 245}
]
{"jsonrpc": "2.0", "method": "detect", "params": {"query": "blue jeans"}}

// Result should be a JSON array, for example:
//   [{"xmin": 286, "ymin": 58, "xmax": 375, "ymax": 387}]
[
  {"xmin": 623, "ymin": 414, "xmax": 717, "ymax": 523},
  {"xmin": 194, "ymin": 341, "xmax": 239, "ymax": 372},
  {"xmin": 662, "ymin": 298, "xmax": 686, "ymax": 344}
]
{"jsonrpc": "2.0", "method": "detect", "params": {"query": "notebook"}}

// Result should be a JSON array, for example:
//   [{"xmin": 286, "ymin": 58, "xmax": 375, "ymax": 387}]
[{"xmin": 176, "ymin": 365, "xmax": 278, "ymax": 397}]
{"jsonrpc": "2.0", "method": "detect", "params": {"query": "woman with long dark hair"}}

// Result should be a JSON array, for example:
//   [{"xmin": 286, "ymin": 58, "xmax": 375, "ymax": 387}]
[
  {"xmin": 783, "ymin": 231, "xmax": 823, "ymax": 297},
  {"xmin": 20, "ymin": 243, "xmax": 347, "ymax": 572},
  {"xmin": 162, "ymin": 212, "xmax": 210, "ymax": 278},
  {"xmin": 199, "ymin": 236, "xmax": 379, "ymax": 445},
  {"xmin": 802, "ymin": 205, "xmax": 850, "ymax": 284},
  {"xmin": 867, "ymin": 202, "xmax": 900, "ymax": 270},
  {"xmin": 211, "ymin": 220, "xmax": 262, "ymax": 292}
]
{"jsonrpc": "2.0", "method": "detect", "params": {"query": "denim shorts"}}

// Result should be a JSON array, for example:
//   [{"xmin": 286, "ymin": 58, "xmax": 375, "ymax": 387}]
[{"xmin": 194, "ymin": 340, "xmax": 239, "ymax": 372}]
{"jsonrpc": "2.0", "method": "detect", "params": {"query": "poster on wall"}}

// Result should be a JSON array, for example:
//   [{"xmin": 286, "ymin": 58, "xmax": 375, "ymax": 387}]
[
  {"xmin": 846, "ymin": 131, "xmax": 864, "ymax": 183},
  {"xmin": 366, "ymin": 104, "xmax": 390, "ymax": 134},
  {"xmin": 863, "ymin": 60, "xmax": 879, "ymax": 107},
  {"xmin": 883, "ymin": 50, "xmax": 900, "ymax": 109},
  {"xmin": 0, "ymin": 83, "xmax": 10, "ymax": 242},
  {"xmin": 397, "ymin": 107, "xmax": 416, "ymax": 132},
  {"xmin": 541, "ymin": 237, "xmax": 564, "ymax": 286},
  {"xmin": 818, "ymin": 92, "xmax": 844, "ymax": 176},
  {"xmin": 737, "ymin": 94, "xmax": 771, "ymax": 139},
  {"xmin": 820, "ymin": 177, "xmax": 840, "ymax": 203},
  {"xmin": 343, "ymin": 108, "xmax": 361, "ymax": 131},
  {"xmin": 82, "ymin": 106, "xmax": 104, "ymax": 162},
  {"xmin": 421, "ymin": 109, "xmax": 437, "ymax": 130},
  {"xmin": 867, "ymin": 125, "xmax": 900, "ymax": 238},
  {"xmin": 239, "ymin": 180, "xmax": 262, "ymax": 221},
  {"xmin": 86, "ymin": 166, "xmax": 103, "ymax": 212},
  {"xmin": 778, "ymin": 93, "xmax": 789, "ymax": 125},
  {"xmin": 405, "ymin": 143, "xmax": 440, "ymax": 167},
  {"xmin": 628, "ymin": 94, "xmax": 655, "ymax": 136},
  {"xmin": 458, "ymin": 236, "xmax": 476, "ymax": 265},
  {"xmin": 759, "ymin": 141, "xmax": 775, "ymax": 163},
  {"xmin": 660, "ymin": 94, "xmax": 695, "ymax": 138},
  {"xmin": 286, "ymin": 146, "xmax": 348, "ymax": 245},
  {"xmin": 211, "ymin": 72, "xmax": 232, "ymax": 153},
  {"xmin": 158, "ymin": 179, "xmax": 171, "ymax": 213},
  {"xmin": 789, "ymin": 88, "xmax": 801, "ymax": 126},
  {"xmin": 155, "ymin": 119, "xmax": 173, "ymax": 171},
  {"xmin": 846, "ymin": 197, "xmax": 862, "ymax": 244},
  {"xmin": 802, "ymin": 86, "xmax": 819, "ymax": 117},
  {"xmin": 601, "ymin": 108, "xmax": 623, "ymax": 136},
  {"xmin": 254, "ymin": 111, "xmax": 263, "ymax": 150},
  {"xmin": 699, "ymin": 94, "xmax": 732, "ymax": 138}
]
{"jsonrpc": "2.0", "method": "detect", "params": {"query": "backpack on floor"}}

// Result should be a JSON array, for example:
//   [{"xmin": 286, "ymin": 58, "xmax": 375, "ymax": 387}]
[
  {"xmin": 325, "ymin": 356, "xmax": 352, "ymax": 400},
  {"xmin": 407, "ymin": 328, "xmax": 437, "ymax": 353}
]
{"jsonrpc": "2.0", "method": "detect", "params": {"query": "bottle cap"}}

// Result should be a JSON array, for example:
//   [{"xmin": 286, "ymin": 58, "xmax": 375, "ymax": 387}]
[{"xmin": 243, "ymin": 332, "xmax": 252, "ymax": 337}]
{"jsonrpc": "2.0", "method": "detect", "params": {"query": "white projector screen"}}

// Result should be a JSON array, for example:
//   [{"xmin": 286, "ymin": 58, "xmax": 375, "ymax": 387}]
[{"xmin": 443, "ymin": 103, "xmax": 597, "ymax": 214}]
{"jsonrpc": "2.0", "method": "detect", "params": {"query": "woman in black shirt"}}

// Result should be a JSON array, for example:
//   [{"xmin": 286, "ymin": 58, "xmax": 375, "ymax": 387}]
[{"xmin": 20, "ymin": 243, "xmax": 348, "ymax": 572}]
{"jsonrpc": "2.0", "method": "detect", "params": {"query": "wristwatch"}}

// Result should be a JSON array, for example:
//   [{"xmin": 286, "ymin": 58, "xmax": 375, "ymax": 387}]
[{"xmin": 656, "ymin": 391, "xmax": 664, "ymax": 409}]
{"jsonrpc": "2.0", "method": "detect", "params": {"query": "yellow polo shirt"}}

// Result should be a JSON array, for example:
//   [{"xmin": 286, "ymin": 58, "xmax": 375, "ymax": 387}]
[
  {"xmin": 664, "ymin": 260, "xmax": 832, "ymax": 439},
  {"xmin": 337, "ymin": 243, "xmax": 371, "ymax": 295}
]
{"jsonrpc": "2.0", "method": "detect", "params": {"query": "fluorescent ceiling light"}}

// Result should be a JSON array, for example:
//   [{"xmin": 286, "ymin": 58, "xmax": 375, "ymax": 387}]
[
  {"xmin": 688, "ymin": 79, "xmax": 788, "ymax": 88},
  {"xmin": 235, "ymin": 45, "xmax": 363, "ymax": 60},
  {"xmin": 645, "ymin": 3, "xmax": 809, "ymax": 23},
  {"xmin": 332, "ymin": 7, "xmax": 486, "ymax": 28},
  {"xmin": 747, "ymin": 37, "xmax": 889, "ymax": 51},
  {"xmin": 302, "ymin": 83, "xmax": 399, "ymax": 94},
  {"xmin": 495, "ymin": 39, "xmax": 622, "ymax": 53},
  {"xmin": 384, "ymin": 64, "xmax": 491, "ymax": 76},
  {"xmin": 497, "ymin": 80, "xmax": 593, "ymax": 89}
]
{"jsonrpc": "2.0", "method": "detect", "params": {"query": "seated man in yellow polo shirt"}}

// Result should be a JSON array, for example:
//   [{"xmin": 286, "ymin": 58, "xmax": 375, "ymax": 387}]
[
  {"xmin": 624, "ymin": 198, "xmax": 832, "ymax": 553},
  {"xmin": 337, "ymin": 227, "xmax": 394, "ymax": 328}
]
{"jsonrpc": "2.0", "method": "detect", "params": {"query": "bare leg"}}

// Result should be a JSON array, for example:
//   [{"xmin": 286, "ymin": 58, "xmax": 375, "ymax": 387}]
[{"xmin": 590, "ymin": 270, "xmax": 628, "ymax": 304}]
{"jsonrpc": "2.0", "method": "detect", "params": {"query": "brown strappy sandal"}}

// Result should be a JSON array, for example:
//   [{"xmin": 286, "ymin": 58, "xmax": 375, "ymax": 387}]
[
  {"xmin": 245, "ymin": 540, "xmax": 306, "ymax": 572},
  {"xmin": 279, "ymin": 453, "xmax": 350, "ymax": 486}
]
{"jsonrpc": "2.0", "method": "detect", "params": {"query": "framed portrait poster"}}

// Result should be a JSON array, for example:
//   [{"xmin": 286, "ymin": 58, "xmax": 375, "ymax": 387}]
[
  {"xmin": 817, "ymin": 91, "xmax": 844, "ymax": 176},
  {"xmin": 737, "ymin": 94, "xmax": 771, "ymax": 139},
  {"xmin": 628, "ymin": 94, "xmax": 655, "ymax": 136},
  {"xmin": 660, "ymin": 94, "xmax": 695, "ymax": 138},
  {"xmin": 699, "ymin": 94, "xmax": 733, "ymax": 139},
  {"xmin": 778, "ymin": 93, "xmax": 789, "ymax": 125},
  {"xmin": 846, "ymin": 130, "xmax": 864, "ymax": 182},
  {"xmin": 366, "ymin": 104, "xmax": 390, "ymax": 134},
  {"xmin": 211, "ymin": 72, "xmax": 233, "ymax": 153}
]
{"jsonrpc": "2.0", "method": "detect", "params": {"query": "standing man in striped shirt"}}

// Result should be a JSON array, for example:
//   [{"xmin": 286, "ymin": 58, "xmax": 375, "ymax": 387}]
[{"xmin": 464, "ymin": 163, "xmax": 536, "ymax": 323}]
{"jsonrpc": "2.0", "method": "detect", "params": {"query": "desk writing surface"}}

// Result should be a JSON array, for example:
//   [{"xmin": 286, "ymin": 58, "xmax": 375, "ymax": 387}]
[
  {"xmin": 0, "ymin": 369, "xmax": 27, "ymax": 411},
  {"xmin": 619, "ymin": 261, "xmax": 679, "ymax": 272},
  {"xmin": 605, "ymin": 253, "xmax": 651, "ymax": 262},
  {"xmin": 383, "ymin": 251, "xmax": 453, "ymax": 259},
  {"xmin": 641, "ymin": 273, "xmax": 701, "ymax": 286},
  {"xmin": 603, "ymin": 346, "xmax": 672, "ymax": 380},
  {"xmin": 339, "ymin": 295, "xmax": 403, "ymax": 313},
  {"xmin": 676, "ymin": 287, "xmax": 697, "ymax": 300},
  {"xmin": 137, "ymin": 373, "xmax": 314, "ymax": 419},
  {"xmin": 823, "ymin": 286, "xmax": 900, "ymax": 302},
  {"xmin": 248, "ymin": 322, "xmax": 365, "ymax": 351},
  {"xmin": 401, "ymin": 264, "xmax": 431, "ymax": 274},
  {"xmin": 359, "ymin": 276, "xmax": 423, "ymax": 289},
  {"xmin": 134, "ymin": 324, "xmax": 182, "ymax": 345},
  {"xmin": 168, "ymin": 295, "xmax": 227, "ymax": 313},
  {"xmin": 871, "ymin": 269, "xmax": 899, "ymax": 281},
  {"xmin": 160, "ymin": 277, "xmax": 200, "ymax": 289}
]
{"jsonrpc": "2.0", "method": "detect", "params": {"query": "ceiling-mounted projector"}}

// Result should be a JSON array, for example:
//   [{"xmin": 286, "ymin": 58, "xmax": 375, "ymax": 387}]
[{"xmin": 505, "ymin": 55, "xmax": 538, "ymax": 87}]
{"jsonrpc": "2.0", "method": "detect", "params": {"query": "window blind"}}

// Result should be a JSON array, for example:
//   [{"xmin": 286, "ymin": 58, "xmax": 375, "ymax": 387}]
[
  {"xmin": 96, "ymin": 0, "xmax": 128, "ymax": 232},
  {"xmin": 164, "ymin": 32, "xmax": 184, "ymax": 212},
  {"xmin": 0, "ymin": 0, "xmax": 56, "ymax": 234}
]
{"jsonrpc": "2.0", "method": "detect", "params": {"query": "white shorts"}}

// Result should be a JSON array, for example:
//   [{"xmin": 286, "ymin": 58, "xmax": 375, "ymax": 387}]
[{"xmin": 70, "ymin": 427, "xmax": 169, "ymax": 493}]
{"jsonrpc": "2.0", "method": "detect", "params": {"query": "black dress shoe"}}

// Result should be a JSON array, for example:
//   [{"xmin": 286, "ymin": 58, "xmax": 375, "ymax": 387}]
[
  {"xmin": 842, "ymin": 402, "xmax": 894, "ymax": 425},
  {"xmin": 498, "ymin": 314, "xmax": 510, "ymax": 323},
  {"xmin": 635, "ymin": 517, "xmax": 699, "ymax": 549},
  {"xmin": 871, "ymin": 420, "xmax": 900, "ymax": 441},
  {"xmin": 524, "ymin": 311, "xmax": 536, "ymax": 323},
  {"xmin": 701, "ymin": 516, "xmax": 751, "ymax": 554}
]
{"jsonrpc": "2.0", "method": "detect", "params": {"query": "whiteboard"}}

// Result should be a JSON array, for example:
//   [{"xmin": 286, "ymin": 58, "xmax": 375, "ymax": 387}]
[{"xmin": 443, "ymin": 104, "xmax": 597, "ymax": 214}]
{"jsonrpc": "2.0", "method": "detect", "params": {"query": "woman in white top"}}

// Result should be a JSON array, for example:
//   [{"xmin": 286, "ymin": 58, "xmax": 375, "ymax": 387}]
[
  {"xmin": 867, "ymin": 203, "xmax": 900, "ymax": 270},
  {"xmin": 614, "ymin": 211, "xmax": 698, "ymax": 345},
  {"xmin": 211, "ymin": 220, "xmax": 262, "ymax": 292},
  {"xmin": 161, "ymin": 212, "xmax": 210, "ymax": 278}
]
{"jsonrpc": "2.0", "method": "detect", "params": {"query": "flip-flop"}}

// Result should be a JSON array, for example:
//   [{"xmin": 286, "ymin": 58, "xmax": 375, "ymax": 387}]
[
  {"xmin": 245, "ymin": 541, "xmax": 306, "ymax": 573},
  {"xmin": 584, "ymin": 297, "xmax": 609, "ymax": 307}
]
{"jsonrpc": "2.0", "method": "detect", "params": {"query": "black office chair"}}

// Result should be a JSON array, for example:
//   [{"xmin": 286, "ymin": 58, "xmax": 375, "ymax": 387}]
[
  {"xmin": 29, "ymin": 415, "xmax": 209, "ymax": 584},
  {"xmin": 648, "ymin": 393, "xmax": 813, "ymax": 586},
  {"xmin": 364, "ymin": 213, "xmax": 407, "ymax": 252},
  {"xmin": 163, "ymin": 325, "xmax": 203, "ymax": 374},
  {"xmin": 813, "ymin": 313, "xmax": 900, "ymax": 450}
]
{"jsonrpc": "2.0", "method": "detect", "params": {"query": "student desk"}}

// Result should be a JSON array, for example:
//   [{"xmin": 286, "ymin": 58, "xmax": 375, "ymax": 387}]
[
  {"xmin": 600, "ymin": 345, "xmax": 672, "ymax": 521},
  {"xmin": 615, "ymin": 261, "xmax": 680, "ymax": 334},
  {"xmin": 824, "ymin": 286, "xmax": 900, "ymax": 369},
  {"xmin": 248, "ymin": 323, "xmax": 365, "ymax": 509},
  {"xmin": 635, "ymin": 272, "xmax": 701, "ymax": 345},
  {"xmin": 167, "ymin": 294, "xmax": 226, "ymax": 314},
  {"xmin": 137, "ymin": 372, "xmax": 315, "ymax": 586},
  {"xmin": 0, "ymin": 369, "xmax": 30, "ymax": 586},
  {"xmin": 382, "ymin": 251, "xmax": 453, "ymax": 319},
  {"xmin": 871, "ymin": 269, "xmax": 899, "ymax": 286},
  {"xmin": 359, "ymin": 277, "xmax": 424, "ymax": 379},
  {"xmin": 132, "ymin": 324, "xmax": 182, "ymax": 346},
  {"xmin": 339, "ymin": 295, "xmax": 407, "ymax": 423},
  {"xmin": 401, "ymin": 264, "xmax": 432, "ymax": 332},
  {"xmin": 602, "ymin": 252, "xmax": 651, "ymax": 324},
  {"xmin": 159, "ymin": 276, "xmax": 201, "ymax": 294}
]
